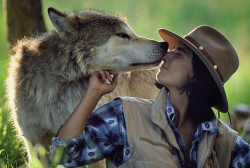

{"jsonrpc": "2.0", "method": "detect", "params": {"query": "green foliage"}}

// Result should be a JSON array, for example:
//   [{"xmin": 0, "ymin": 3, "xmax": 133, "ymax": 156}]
[
  {"xmin": 0, "ymin": 0, "xmax": 250, "ymax": 167},
  {"xmin": 0, "ymin": 107, "xmax": 27, "ymax": 167}
]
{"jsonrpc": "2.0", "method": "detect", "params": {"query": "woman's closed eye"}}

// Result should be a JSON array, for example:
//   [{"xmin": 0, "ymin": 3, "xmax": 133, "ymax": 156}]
[{"xmin": 176, "ymin": 52, "xmax": 182, "ymax": 57}]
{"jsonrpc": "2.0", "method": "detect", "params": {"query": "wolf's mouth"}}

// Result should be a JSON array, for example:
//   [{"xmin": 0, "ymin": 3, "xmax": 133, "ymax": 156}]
[{"xmin": 130, "ymin": 59, "xmax": 162, "ymax": 66}]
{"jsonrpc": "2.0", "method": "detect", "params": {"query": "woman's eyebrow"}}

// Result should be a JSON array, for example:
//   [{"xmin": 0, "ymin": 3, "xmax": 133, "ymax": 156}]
[{"xmin": 176, "ymin": 46, "xmax": 187, "ymax": 54}]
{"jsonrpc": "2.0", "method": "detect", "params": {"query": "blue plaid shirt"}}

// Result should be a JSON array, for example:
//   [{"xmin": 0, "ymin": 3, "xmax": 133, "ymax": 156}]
[{"xmin": 50, "ymin": 97, "xmax": 250, "ymax": 167}]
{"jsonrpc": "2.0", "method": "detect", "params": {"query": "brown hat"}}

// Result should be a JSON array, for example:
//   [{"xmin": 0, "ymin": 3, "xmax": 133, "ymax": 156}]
[{"xmin": 158, "ymin": 25, "xmax": 239, "ymax": 112}]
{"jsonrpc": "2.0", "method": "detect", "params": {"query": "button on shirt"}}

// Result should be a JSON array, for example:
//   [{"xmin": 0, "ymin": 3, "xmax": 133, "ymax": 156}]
[{"xmin": 50, "ymin": 97, "xmax": 250, "ymax": 167}]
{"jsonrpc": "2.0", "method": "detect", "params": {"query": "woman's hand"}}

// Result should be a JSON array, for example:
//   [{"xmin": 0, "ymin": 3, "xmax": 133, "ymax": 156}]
[
  {"xmin": 57, "ymin": 70, "xmax": 118, "ymax": 141},
  {"xmin": 88, "ymin": 70, "xmax": 118, "ymax": 96}
]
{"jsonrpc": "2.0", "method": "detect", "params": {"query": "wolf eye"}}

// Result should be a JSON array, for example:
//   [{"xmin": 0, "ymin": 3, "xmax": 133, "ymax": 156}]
[{"xmin": 116, "ymin": 33, "xmax": 129, "ymax": 39}]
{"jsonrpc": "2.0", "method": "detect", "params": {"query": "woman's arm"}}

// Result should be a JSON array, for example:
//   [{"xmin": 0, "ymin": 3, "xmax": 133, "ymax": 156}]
[
  {"xmin": 50, "ymin": 98, "xmax": 128, "ymax": 167},
  {"xmin": 57, "ymin": 70, "xmax": 118, "ymax": 141},
  {"xmin": 230, "ymin": 135, "xmax": 250, "ymax": 167}
]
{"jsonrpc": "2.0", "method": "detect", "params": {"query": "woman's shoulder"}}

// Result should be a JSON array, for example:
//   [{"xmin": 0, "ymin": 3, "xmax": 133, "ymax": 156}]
[
  {"xmin": 215, "ymin": 118, "xmax": 238, "ymax": 137},
  {"xmin": 213, "ymin": 118, "xmax": 238, "ymax": 151}
]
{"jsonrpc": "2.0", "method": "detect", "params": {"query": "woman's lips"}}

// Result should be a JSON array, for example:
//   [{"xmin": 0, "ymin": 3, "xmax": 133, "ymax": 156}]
[{"xmin": 160, "ymin": 64, "xmax": 168, "ymax": 70}]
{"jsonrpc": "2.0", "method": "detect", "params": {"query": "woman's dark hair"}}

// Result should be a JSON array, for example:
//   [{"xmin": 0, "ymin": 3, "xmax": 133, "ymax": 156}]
[{"xmin": 155, "ymin": 52, "xmax": 220, "ymax": 123}]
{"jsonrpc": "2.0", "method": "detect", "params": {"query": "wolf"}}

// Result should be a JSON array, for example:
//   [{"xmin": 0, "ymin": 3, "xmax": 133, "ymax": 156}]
[{"xmin": 6, "ymin": 7, "xmax": 168, "ymax": 167}]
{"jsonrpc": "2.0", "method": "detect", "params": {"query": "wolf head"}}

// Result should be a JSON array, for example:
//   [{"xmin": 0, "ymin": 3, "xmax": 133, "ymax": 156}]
[{"xmin": 48, "ymin": 7, "xmax": 168, "ymax": 75}]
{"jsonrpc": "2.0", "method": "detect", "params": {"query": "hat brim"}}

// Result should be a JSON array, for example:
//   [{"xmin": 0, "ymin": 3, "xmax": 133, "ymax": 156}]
[{"xmin": 158, "ymin": 28, "xmax": 228, "ymax": 112}]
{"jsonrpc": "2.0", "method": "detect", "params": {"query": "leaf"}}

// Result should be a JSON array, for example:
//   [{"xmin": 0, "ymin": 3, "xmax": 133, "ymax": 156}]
[{"xmin": 0, "ymin": 149, "xmax": 6, "ymax": 155}]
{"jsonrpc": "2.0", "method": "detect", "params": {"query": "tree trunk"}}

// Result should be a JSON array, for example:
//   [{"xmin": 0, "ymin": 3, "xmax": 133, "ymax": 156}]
[{"xmin": 3, "ymin": 0, "xmax": 46, "ymax": 46}]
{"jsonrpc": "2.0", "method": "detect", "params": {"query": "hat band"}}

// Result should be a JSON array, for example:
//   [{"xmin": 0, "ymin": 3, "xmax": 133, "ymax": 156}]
[{"xmin": 184, "ymin": 36, "xmax": 224, "ymax": 84}]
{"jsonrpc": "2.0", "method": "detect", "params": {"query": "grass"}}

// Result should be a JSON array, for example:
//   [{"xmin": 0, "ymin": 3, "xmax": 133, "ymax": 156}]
[
  {"xmin": 0, "ymin": 107, "xmax": 28, "ymax": 167},
  {"xmin": 1, "ymin": 0, "xmax": 250, "ymax": 167}
]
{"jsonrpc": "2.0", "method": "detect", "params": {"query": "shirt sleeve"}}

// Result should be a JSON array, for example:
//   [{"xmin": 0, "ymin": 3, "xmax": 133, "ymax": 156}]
[
  {"xmin": 50, "ymin": 98, "xmax": 128, "ymax": 167},
  {"xmin": 230, "ymin": 135, "xmax": 250, "ymax": 168}
]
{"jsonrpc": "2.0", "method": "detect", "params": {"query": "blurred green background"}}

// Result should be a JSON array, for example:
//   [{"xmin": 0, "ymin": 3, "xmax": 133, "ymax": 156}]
[{"xmin": 0, "ymin": 0, "xmax": 250, "ymax": 167}]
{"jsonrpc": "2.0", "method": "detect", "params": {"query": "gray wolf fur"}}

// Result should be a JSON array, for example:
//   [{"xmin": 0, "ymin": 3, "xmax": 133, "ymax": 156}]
[{"xmin": 6, "ymin": 7, "xmax": 167, "ymax": 167}]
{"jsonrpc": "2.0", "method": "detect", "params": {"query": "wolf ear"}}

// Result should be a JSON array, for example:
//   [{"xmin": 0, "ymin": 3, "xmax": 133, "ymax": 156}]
[{"xmin": 48, "ymin": 7, "xmax": 78, "ymax": 42}]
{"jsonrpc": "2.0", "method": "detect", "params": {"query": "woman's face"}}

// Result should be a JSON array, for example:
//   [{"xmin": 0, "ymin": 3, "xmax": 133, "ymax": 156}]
[{"xmin": 156, "ymin": 42, "xmax": 194, "ymax": 90}]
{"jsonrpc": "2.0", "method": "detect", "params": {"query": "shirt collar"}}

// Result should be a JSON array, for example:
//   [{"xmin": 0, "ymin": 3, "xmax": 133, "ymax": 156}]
[{"xmin": 165, "ymin": 92, "xmax": 220, "ymax": 136}]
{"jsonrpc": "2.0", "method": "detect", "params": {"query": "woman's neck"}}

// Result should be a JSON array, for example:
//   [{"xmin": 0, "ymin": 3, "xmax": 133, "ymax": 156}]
[{"xmin": 169, "ymin": 89, "xmax": 191, "ymax": 129}]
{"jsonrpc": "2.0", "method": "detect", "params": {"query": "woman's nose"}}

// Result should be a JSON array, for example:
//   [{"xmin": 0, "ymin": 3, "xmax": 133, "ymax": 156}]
[{"xmin": 162, "ymin": 52, "xmax": 172, "ymax": 62}]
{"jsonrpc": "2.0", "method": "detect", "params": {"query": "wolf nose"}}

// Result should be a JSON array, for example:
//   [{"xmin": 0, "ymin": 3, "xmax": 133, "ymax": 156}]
[{"xmin": 159, "ymin": 42, "xmax": 169, "ymax": 50}]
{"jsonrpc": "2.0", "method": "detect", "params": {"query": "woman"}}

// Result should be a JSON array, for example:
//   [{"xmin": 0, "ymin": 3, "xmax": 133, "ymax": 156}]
[{"xmin": 50, "ymin": 25, "xmax": 250, "ymax": 168}]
